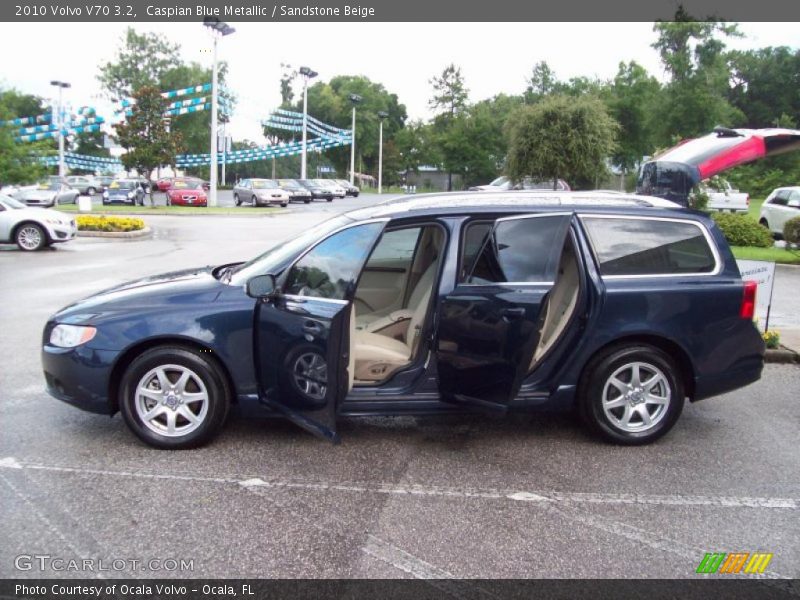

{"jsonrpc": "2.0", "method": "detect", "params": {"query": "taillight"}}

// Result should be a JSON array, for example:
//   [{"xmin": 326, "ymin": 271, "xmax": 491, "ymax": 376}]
[{"xmin": 740, "ymin": 280, "xmax": 757, "ymax": 319}]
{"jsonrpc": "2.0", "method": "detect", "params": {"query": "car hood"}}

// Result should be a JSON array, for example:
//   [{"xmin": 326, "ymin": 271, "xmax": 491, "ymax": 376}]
[
  {"xmin": 18, "ymin": 189, "xmax": 57, "ymax": 199},
  {"xmin": 52, "ymin": 266, "xmax": 225, "ymax": 323}
]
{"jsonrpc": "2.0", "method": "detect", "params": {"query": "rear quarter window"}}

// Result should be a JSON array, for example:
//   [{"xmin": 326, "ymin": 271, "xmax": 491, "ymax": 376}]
[{"xmin": 581, "ymin": 216, "xmax": 717, "ymax": 277}]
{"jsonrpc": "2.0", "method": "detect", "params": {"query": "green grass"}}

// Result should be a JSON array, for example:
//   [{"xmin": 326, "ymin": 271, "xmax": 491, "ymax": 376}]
[
  {"xmin": 748, "ymin": 197, "xmax": 765, "ymax": 221},
  {"xmin": 731, "ymin": 245, "xmax": 800, "ymax": 265},
  {"xmin": 58, "ymin": 204, "xmax": 286, "ymax": 216}
]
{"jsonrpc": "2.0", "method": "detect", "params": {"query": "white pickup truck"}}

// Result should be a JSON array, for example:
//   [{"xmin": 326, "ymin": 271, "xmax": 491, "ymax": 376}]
[{"xmin": 700, "ymin": 179, "xmax": 750, "ymax": 213}]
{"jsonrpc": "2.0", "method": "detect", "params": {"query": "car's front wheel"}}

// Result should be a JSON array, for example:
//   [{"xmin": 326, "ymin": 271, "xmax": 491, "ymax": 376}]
[
  {"xmin": 119, "ymin": 346, "xmax": 230, "ymax": 449},
  {"xmin": 15, "ymin": 223, "xmax": 48, "ymax": 251},
  {"xmin": 234, "ymin": 194, "xmax": 241, "ymax": 206},
  {"xmin": 87, "ymin": 187, "xmax": 96, "ymax": 196},
  {"xmin": 579, "ymin": 344, "xmax": 684, "ymax": 445}
]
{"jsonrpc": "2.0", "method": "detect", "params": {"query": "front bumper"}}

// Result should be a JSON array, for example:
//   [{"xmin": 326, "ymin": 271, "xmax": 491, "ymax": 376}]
[
  {"xmin": 42, "ymin": 344, "xmax": 120, "ymax": 415},
  {"xmin": 256, "ymin": 195, "xmax": 288, "ymax": 206},
  {"xmin": 23, "ymin": 197, "xmax": 55, "ymax": 207},
  {"xmin": 45, "ymin": 221, "xmax": 77, "ymax": 243}
]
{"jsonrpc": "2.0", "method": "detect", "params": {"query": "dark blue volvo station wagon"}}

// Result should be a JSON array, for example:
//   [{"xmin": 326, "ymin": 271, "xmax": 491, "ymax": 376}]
[{"xmin": 42, "ymin": 192, "xmax": 765, "ymax": 448}]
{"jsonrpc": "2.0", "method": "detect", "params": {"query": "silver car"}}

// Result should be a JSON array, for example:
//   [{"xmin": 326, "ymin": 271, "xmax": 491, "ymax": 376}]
[
  {"xmin": 14, "ymin": 179, "xmax": 80, "ymax": 207},
  {"xmin": 0, "ymin": 195, "xmax": 76, "ymax": 251},
  {"xmin": 233, "ymin": 179, "xmax": 290, "ymax": 207},
  {"xmin": 313, "ymin": 179, "xmax": 347, "ymax": 198},
  {"xmin": 66, "ymin": 175, "xmax": 102, "ymax": 196}
]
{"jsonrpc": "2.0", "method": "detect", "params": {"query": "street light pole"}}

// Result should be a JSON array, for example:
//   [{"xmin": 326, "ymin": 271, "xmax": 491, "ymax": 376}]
[
  {"xmin": 348, "ymin": 94, "xmax": 362, "ymax": 186},
  {"xmin": 203, "ymin": 17, "xmax": 235, "ymax": 207},
  {"xmin": 377, "ymin": 111, "xmax": 388, "ymax": 194},
  {"xmin": 50, "ymin": 80, "xmax": 70, "ymax": 179},
  {"xmin": 299, "ymin": 66, "xmax": 318, "ymax": 180}
]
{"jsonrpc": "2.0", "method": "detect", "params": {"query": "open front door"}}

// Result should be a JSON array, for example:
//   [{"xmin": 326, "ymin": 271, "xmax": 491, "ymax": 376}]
[
  {"xmin": 437, "ymin": 213, "xmax": 573, "ymax": 409},
  {"xmin": 255, "ymin": 221, "xmax": 386, "ymax": 442}
]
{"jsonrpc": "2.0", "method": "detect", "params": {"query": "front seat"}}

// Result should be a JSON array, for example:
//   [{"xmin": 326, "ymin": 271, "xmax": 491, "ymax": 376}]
[
  {"xmin": 353, "ymin": 283, "xmax": 433, "ymax": 383},
  {"xmin": 356, "ymin": 262, "xmax": 437, "ymax": 332}
]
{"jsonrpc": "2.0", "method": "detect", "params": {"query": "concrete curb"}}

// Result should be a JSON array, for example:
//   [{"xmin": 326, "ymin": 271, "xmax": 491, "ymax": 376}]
[
  {"xmin": 764, "ymin": 345, "xmax": 799, "ymax": 364},
  {"xmin": 77, "ymin": 226, "xmax": 152, "ymax": 239}
]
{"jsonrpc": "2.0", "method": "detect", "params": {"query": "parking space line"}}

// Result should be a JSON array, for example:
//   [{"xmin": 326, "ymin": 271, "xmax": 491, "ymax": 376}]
[{"xmin": 2, "ymin": 458, "xmax": 797, "ymax": 511}]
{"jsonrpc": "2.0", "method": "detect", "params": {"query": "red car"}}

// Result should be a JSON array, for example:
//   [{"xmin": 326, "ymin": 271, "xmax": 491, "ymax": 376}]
[
  {"xmin": 156, "ymin": 177, "xmax": 173, "ymax": 192},
  {"xmin": 167, "ymin": 178, "xmax": 208, "ymax": 206}
]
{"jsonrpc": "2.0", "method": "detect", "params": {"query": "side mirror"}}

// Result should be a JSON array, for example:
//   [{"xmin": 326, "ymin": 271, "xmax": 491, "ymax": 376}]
[{"xmin": 246, "ymin": 274, "xmax": 277, "ymax": 299}]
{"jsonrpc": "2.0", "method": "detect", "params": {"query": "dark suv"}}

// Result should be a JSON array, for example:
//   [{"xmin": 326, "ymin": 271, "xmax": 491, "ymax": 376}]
[{"xmin": 42, "ymin": 192, "xmax": 764, "ymax": 449}]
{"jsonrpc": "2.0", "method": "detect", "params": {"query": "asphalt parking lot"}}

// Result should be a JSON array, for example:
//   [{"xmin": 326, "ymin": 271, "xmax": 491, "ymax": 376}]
[{"xmin": 0, "ymin": 193, "xmax": 798, "ymax": 581}]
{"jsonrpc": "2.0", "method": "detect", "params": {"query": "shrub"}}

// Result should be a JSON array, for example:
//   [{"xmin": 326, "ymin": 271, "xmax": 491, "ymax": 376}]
[
  {"xmin": 688, "ymin": 185, "xmax": 709, "ymax": 212},
  {"xmin": 76, "ymin": 215, "xmax": 145, "ymax": 232},
  {"xmin": 783, "ymin": 216, "xmax": 800, "ymax": 245},
  {"xmin": 763, "ymin": 330, "xmax": 780, "ymax": 349},
  {"xmin": 711, "ymin": 213, "xmax": 773, "ymax": 248}
]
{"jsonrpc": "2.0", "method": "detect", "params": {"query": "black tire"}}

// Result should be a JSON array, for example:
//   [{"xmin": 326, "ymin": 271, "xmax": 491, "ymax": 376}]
[
  {"xmin": 15, "ymin": 222, "xmax": 47, "ymax": 251},
  {"xmin": 102, "ymin": 200, "xmax": 109, "ymax": 206},
  {"xmin": 87, "ymin": 187, "xmax": 96, "ymax": 196},
  {"xmin": 354, "ymin": 192, "xmax": 359, "ymax": 197},
  {"xmin": 251, "ymin": 195, "xmax": 258, "ymax": 207},
  {"xmin": 234, "ymin": 194, "xmax": 241, "ymax": 206},
  {"xmin": 280, "ymin": 202, "xmax": 288, "ymax": 208},
  {"xmin": 303, "ymin": 199, "xmax": 311, "ymax": 204},
  {"xmin": 327, "ymin": 197, "xmax": 333, "ymax": 202},
  {"xmin": 578, "ymin": 344, "xmax": 684, "ymax": 445},
  {"xmin": 119, "ymin": 346, "xmax": 231, "ymax": 449}
]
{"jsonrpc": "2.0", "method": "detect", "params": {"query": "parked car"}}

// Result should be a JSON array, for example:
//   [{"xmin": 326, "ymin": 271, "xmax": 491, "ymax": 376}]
[
  {"xmin": 103, "ymin": 179, "xmax": 146, "ymax": 206},
  {"xmin": 469, "ymin": 176, "xmax": 570, "ymax": 192},
  {"xmin": 166, "ymin": 178, "xmax": 207, "ymax": 206},
  {"xmin": 700, "ymin": 179, "xmax": 749, "ymax": 213},
  {"xmin": 65, "ymin": 175, "xmax": 102, "ymax": 196},
  {"xmin": 759, "ymin": 186, "xmax": 800, "ymax": 236},
  {"xmin": 14, "ymin": 179, "xmax": 79, "ymax": 207},
  {"xmin": 278, "ymin": 179, "xmax": 313, "ymax": 204},
  {"xmin": 297, "ymin": 179, "xmax": 334, "ymax": 202},
  {"xmin": 156, "ymin": 177, "xmax": 173, "ymax": 192},
  {"xmin": 131, "ymin": 176, "xmax": 152, "ymax": 194},
  {"xmin": 0, "ymin": 194, "xmax": 76, "ymax": 251},
  {"xmin": 233, "ymin": 179, "xmax": 290, "ymax": 207},
  {"xmin": 314, "ymin": 179, "xmax": 347, "ymax": 198},
  {"xmin": 41, "ymin": 190, "xmax": 764, "ymax": 449},
  {"xmin": 335, "ymin": 179, "xmax": 360, "ymax": 197}
]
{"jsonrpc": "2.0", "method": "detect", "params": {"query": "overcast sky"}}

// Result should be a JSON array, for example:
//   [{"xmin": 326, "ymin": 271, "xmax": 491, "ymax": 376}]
[{"xmin": 0, "ymin": 22, "xmax": 797, "ymax": 143}]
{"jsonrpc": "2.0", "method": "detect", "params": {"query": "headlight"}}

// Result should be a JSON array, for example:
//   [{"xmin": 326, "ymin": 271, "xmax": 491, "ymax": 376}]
[
  {"xmin": 49, "ymin": 324, "xmax": 97, "ymax": 348},
  {"xmin": 127, "ymin": 191, "xmax": 135, "ymax": 199},
  {"xmin": 103, "ymin": 191, "xmax": 109, "ymax": 198},
  {"xmin": 44, "ymin": 217, "xmax": 63, "ymax": 225}
]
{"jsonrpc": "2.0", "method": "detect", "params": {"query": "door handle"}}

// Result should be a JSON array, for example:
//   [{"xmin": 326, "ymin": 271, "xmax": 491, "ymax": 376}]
[
  {"xmin": 500, "ymin": 307, "xmax": 526, "ymax": 320},
  {"xmin": 302, "ymin": 320, "xmax": 323, "ymax": 334}
]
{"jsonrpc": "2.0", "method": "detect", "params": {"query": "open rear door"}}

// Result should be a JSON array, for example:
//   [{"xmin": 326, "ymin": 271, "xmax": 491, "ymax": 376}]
[
  {"xmin": 255, "ymin": 221, "xmax": 386, "ymax": 442},
  {"xmin": 436, "ymin": 213, "xmax": 572, "ymax": 409},
  {"xmin": 637, "ymin": 127, "xmax": 800, "ymax": 206}
]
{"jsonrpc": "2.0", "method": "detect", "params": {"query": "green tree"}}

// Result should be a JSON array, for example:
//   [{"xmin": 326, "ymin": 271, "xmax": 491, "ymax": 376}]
[
  {"xmin": 429, "ymin": 64, "xmax": 469, "ymax": 190},
  {"xmin": 605, "ymin": 61, "xmax": 661, "ymax": 173},
  {"xmin": 651, "ymin": 8, "xmax": 743, "ymax": 145},
  {"xmin": 114, "ymin": 86, "xmax": 184, "ymax": 203},
  {"xmin": 728, "ymin": 47, "xmax": 800, "ymax": 127},
  {"xmin": 524, "ymin": 61, "xmax": 558, "ymax": 103},
  {"xmin": 505, "ymin": 95, "xmax": 619, "ymax": 189},
  {"xmin": 0, "ymin": 89, "xmax": 50, "ymax": 183},
  {"xmin": 98, "ymin": 28, "xmax": 180, "ymax": 100}
]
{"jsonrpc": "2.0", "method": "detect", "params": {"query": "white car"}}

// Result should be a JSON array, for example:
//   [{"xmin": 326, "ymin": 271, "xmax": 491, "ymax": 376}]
[
  {"xmin": 699, "ymin": 179, "xmax": 749, "ymax": 213},
  {"xmin": 314, "ymin": 179, "xmax": 347, "ymax": 198},
  {"xmin": 0, "ymin": 195, "xmax": 77, "ymax": 251},
  {"xmin": 759, "ymin": 186, "xmax": 800, "ymax": 236}
]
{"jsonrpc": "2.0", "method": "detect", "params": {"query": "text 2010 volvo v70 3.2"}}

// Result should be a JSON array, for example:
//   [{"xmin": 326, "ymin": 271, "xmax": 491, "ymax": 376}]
[{"xmin": 41, "ymin": 192, "xmax": 764, "ymax": 449}]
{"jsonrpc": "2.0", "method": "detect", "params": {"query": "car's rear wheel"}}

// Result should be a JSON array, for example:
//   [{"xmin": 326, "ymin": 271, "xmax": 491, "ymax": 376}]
[
  {"xmin": 119, "ymin": 346, "xmax": 230, "ymax": 449},
  {"xmin": 234, "ymin": 194, "xmax": 241, "ymax": 206},
  {"xmin": 327, "ymin": 197, "xmax": 333, "ymax": 202},
  {"xmin": 87, "ymin": 187, "xmax": 96, "ymax": 196},
  {"xmin": 16, "ymin": 223, "xmax": 47, "ymax": 251},
  {"xmin": 304, "ymin": 199, "xmax": 311, "ymax": 204},
  {"xmin": 280, "ymin": 202, "xmax": 288, "ymax": 208},
  {"xmin": 251, "ymin": 195, "xmax": 258, "ymax": 207},
  {"xmin": 579, "ymin": 344, "xmax": 684, "ymax": 445}
]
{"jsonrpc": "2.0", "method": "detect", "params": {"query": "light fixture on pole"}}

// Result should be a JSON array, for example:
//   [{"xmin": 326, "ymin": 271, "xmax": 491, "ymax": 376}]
[
  {"xmin": 50, "ymin": 80, "xmax": 71, "ymax": 179},
  {"xmin": 203, "ymin": 17, "xmax": 235, "ymax": 207},
  {"xmin": 299, "ymin": 66, "xmax": 318, "ymax": 179},
  {"xmin": 377, "ymin": 111, "xmax": 388, "ymax": 194},
  {"xmin": 348, "ymin": 94, "xmax": 362, "ymax": 186}
]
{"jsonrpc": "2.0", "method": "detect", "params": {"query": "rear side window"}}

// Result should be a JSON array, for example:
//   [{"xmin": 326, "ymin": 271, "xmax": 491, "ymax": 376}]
[
  {"xmin": 582, "ymin": 217, "xmax": 717, "ymax": 276},
  {"xmin": 462, "ymin": 215, "xmax": 570, "ymax": 284}
]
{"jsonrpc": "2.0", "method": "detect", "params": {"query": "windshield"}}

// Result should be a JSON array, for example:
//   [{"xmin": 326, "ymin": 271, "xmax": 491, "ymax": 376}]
[
  {"xmin": 0, "ymin": 195, "xmax": 25, "ymax": 209},
  {"xmin": 489, "ymin": 176, "xmax": 509, "ymax": 187},
  {"xmin": 109, "ymin": 180, "xmax": 135, "ymax": 190},
  {"xmin": 278, "ymin": 180, "xmax": 300, "ymax": 188},
  {"xmin": 229, "ymin": 214, "xmax": 354, "ymax": 286},
  {"xmin": 173, "ymin": 179, "xmax": 201, "ymax": 189},
  {"xmin": 314, "ymin": 179, "xmax": 334, "ymax": 187},
  {"xmin": 37, "ymin": 181, "xmax": 60, "ymax": 191},
  {"xmin": 252, "ymin": 180, "xmax": 278, "ymax": 189}
]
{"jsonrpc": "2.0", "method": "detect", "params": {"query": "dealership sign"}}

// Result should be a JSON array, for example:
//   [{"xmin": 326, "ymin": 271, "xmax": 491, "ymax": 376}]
[{"xmin": 736, "ymin": 259, "xmax": 776, "ymax": 331}]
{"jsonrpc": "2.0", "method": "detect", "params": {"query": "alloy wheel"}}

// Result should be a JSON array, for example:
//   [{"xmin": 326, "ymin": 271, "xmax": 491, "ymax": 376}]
[
  {"xmin": 601, "ymin": 361, "xmax": 671, "ymax": 433},
  {"xmin": 17, "ymin": 226, "xmax": 43, "ymax": 251},
  {"xmin": 134, "ymin": 364, "xmax": 209, "ymax": 437},
  {"xmin": 292, "ymin": 352, "xmax": 327, "ymax": 400}
]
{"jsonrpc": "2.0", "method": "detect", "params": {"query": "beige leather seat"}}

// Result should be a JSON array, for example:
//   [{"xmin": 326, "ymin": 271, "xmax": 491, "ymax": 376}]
[
  {"xmin": 353, "ymin": 284, "xmax": 432, "ymax": 382},
  {"xmin": 356, "ymin": 262, "xmax": 437, "ymax": 332}
]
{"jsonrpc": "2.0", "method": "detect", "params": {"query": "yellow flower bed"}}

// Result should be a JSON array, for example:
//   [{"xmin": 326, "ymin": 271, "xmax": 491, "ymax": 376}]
[{"xmin": 76, "ymin": 215, "xmax": 145, "ymax": 233}]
